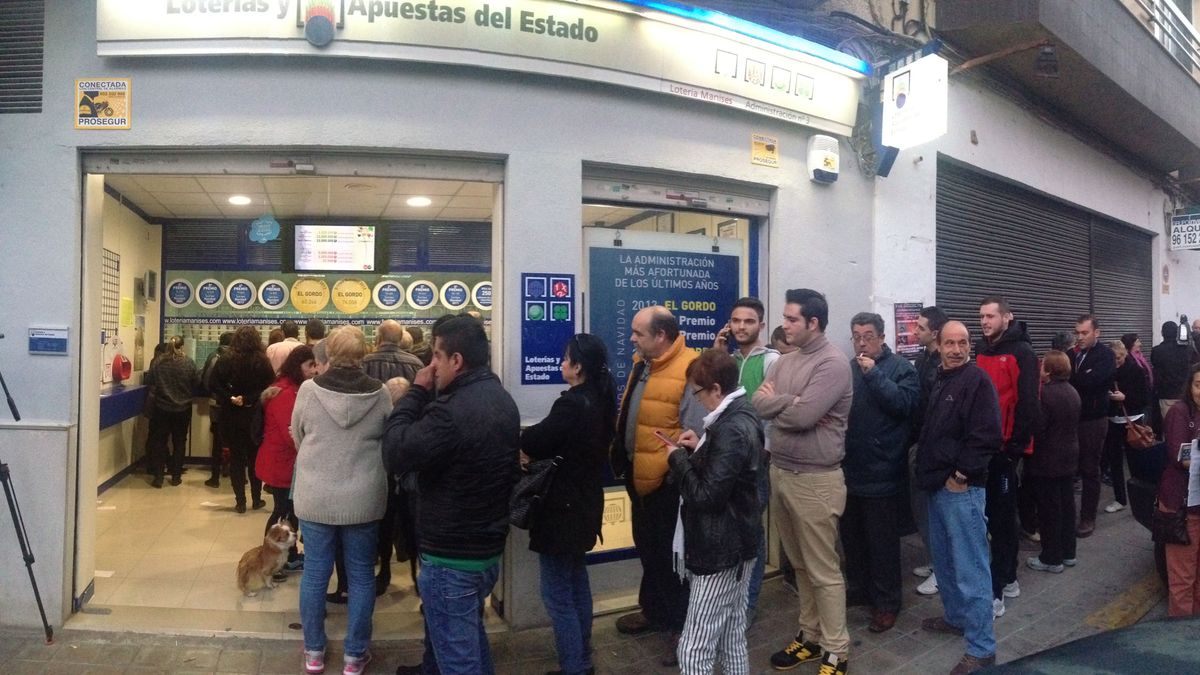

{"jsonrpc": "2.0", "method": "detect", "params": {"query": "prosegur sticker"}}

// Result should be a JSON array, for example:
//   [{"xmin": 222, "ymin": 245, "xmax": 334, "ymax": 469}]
[{"xmin": 75, "ymin": 78, "xmax": 131, "ymax": 130}]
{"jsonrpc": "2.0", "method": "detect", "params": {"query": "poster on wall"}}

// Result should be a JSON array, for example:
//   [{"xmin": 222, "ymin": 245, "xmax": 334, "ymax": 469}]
[
  {"xmin": 893, "ymin": 302, "xmax": 923, "ymax": 358},
  {"xmin": 521, "ymin": 273, "xmax": 575, "ymax": 385},
  {"xmin": 586, "ymin": 230, "xmax": 742, "ymax": 399}
]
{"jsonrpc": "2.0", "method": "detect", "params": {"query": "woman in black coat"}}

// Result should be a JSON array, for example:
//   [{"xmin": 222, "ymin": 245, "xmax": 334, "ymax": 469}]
[
  {"xmin": 520, "ymin": 333, "xmax": 615, "ymax": 675},
  {"xmin": 1027, "ymin": 350, "xmax": 1081, "ymax": 572},
  {"xmin": 1103, "ymin": 339, "xmax": 1150, "ymax": 512},
  {"xmin": 209, "ymin": 326, "xmax": 275, "ymax": 513},
  {"xmin": 668, "ymin": 349, "xmax": 762, "ymax": 675}
]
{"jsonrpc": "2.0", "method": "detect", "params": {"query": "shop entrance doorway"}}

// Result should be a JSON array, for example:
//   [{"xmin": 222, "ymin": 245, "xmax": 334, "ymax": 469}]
[{"xmin": 75, "ymin": 152, "xmax": 502, "ymax": 638}]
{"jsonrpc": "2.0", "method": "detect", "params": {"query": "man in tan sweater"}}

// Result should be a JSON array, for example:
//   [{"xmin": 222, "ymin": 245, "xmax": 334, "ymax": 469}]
[{"xmin": 753, "ymin": 288, "xmax": 853, "ymax": 675}]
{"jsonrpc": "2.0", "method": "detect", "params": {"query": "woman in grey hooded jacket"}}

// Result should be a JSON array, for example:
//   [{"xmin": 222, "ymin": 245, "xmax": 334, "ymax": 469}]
[{"xmin": 291, "ymin": 326, "xmax": 392, "ymax": 675}]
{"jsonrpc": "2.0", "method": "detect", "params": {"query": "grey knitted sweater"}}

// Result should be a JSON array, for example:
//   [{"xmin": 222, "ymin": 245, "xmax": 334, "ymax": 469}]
[{"xmin": 291, "ymin": 372, "xmax": 392, "ymax": 525}]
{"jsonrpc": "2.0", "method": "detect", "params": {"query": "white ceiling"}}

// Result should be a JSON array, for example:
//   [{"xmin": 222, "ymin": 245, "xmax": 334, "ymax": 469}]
[
  {"xmin": 105, "ymin": 175, "xmax": 495, "ymax": 221},
  {"xmin": 581, "ymin": 204, "xmax": 661, "ymax": 228}
]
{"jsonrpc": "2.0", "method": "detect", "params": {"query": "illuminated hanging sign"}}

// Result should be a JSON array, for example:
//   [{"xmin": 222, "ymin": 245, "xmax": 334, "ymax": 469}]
[
  {"xmin": 96, "ymin": 0, "xmax": 868, "ymax": 134},
  {"xmin": 881, "ymin": 53, "xmax": 947, "ymax": 150}
]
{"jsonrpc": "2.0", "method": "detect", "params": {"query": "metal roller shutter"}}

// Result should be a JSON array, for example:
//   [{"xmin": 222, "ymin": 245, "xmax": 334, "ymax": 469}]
[
  {"xmin": 1090, "ymin": 220, "xmax": 1154, "ymax": 343},
  {"xmin": 936, "ymin": 160, "xmax": 1091, "ymax": 350},
  {"xmin": 936, "ymin": 158, "xmax": 1154, "ymax": 352}
]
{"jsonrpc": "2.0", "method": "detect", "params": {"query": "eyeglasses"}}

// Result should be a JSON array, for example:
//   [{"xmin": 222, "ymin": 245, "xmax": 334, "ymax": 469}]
[{"xmin": 851, "ymin": 333, "xmax": 880, "ymax": 343}]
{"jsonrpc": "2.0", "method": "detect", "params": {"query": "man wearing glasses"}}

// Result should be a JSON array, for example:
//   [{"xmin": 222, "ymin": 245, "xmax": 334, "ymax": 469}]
[
  {"xmin": 753, "ymin": 288, "xmax": 854, "ymax": 675},
  {"xmin": 840, "ymin": 312, "xmax": 919, "ymax": 634}
]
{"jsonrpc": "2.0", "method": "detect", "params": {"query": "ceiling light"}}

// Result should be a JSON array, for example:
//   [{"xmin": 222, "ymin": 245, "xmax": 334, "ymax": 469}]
[
  {"xmin": 228, "ymin": 195, "xmax": 252, "ymax": 205},
  {"xmin": 406, "ymin": 196, "xmax": 432, "ymax": 207}
]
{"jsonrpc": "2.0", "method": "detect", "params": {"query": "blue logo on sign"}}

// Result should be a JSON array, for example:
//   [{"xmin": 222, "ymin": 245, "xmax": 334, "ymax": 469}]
[
  {"xmin": 474, "ymin": 283, "xmax": 493, "ymax": 310},
  {"xmin": 249, "ymin": 215, "xmax": 281, "ymax": 243},
  {"xmin": 377, "ymin": 282, "xmax": 402, "ymax": 308},
  {"xmin": 444, "ymin": 283, "xmax": 468, "ymax": 306},
  {"xmin": 229, "ymin": 282, "xmax": 254, "ymax": 307},
  {"xmin": 261, "ymin": 282, "xmax": 286, "ymax": 308},
  {"xmin": 198, "ymin": 282, "xmax": 222, "ymax": 306},
  {"xmin": 411, "ymin": 283, "xmax": 435, "ymax": 308},
  {"xmin": 168, "ymin": 281, "xmax": 192, "ymax": 306}
]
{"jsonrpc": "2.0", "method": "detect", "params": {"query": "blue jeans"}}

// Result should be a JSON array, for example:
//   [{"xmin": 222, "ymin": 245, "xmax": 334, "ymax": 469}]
[
  {"xmin": 539, "ymin": 553, "xmax": 593, "ymax": 675},
  {"xmin": 299, "ymin": 520, "xmax": 379, "ymax": 658},
  {"xmin": 419, "ymin": 560, "xmax": 500, "ymax": 675},
  {"xmin": 927, "ymin": 487, "xmax": 995, "ymax": 659},
  {"xmin": 746, "ymin": 468, "xmax": 770, "ymax": 618}
]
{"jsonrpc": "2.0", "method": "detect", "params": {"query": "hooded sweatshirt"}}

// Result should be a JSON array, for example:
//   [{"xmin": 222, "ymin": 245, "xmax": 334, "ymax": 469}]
[
  {"xmin": 734, "ymin": 345, "xmax": 780, "ymax": 396},
  {"xmin": 291, "ymin": 366, "xmax": 392, "ymax": 525}
]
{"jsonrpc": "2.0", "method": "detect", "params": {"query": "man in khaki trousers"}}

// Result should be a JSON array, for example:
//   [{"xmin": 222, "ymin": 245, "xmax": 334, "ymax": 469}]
[{"xmin": 753, "ymin": 289, "xmax": 853, "ymax": 675}]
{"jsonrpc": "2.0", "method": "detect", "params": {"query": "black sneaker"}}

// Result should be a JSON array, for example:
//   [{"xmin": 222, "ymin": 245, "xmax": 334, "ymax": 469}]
[
  {"xmin": 271, "ymin": 571, "xmax": 287, "ymax": 583},
  {"xmin": 770, "ymin": 634, "xmax": 822, "ymax": 670},
  {"xmin": 204, "ymin": 477, "xmax": 220, "ymax": 488},
  {"xmin": 817, "ymin": 651, "xmax": 848, "ymax": 675}
]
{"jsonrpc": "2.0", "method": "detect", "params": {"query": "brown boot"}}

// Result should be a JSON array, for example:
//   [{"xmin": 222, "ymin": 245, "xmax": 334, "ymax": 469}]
[
  {"xmin": 869, "ymin": 609, "xmax": 897, "ymax": 633},
  {"xmin": 949, "ymin": 653, "xmax": 995, "ymax": 674},
  {"xmin": 615, "ymin": 611, "xmax": 656, "ymax": 635}
]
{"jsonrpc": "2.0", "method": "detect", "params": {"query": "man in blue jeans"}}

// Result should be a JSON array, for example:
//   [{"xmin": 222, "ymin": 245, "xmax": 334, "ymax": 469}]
[
  {"xmin": 384, "ymin": 316, "xmax": 521, "ymax": 675},
  {"xmin": 914, "ymin": 321, "xmax": 1002, "ymax": 675}
]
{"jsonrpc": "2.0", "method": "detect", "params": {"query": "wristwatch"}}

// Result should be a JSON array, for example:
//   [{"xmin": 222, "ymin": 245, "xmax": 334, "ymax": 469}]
[{"xmin": 951, "ymin": 471, "xmax": 969, "ymax": 485}]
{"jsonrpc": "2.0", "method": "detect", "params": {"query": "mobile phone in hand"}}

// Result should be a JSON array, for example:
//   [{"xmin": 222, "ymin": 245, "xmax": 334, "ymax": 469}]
[{"xmin": 653, "ymin": 429, "xmax": 678, "ymax": 449}]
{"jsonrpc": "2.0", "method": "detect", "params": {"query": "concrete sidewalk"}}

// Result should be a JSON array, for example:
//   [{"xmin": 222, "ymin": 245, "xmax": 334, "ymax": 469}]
[{"xmin": 0, "ymin": 496, "xmax": 1165, "ymax": 674}]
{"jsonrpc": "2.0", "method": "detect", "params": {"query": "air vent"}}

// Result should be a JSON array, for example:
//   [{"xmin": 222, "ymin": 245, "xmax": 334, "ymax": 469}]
[
  {"xmin": 428, "ymin": 222, "xmax": 491, "ymax": 268},
  {"xmin": 164, "ymin": 222, "xmax": 240, "ymax": 269},
  {"xmin": 0, "ymin": 1, "xmax": 44, "ymax": 114}
]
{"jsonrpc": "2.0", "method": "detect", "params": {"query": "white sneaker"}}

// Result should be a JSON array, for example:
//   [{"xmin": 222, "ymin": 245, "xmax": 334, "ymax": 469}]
[
  {"xmin": 916, "ymin": 573, "xmax": 939, "ymax": 595},
  {"xmin": 993, "ymin": 598, "xmax": 1006, "ymax": 618},
  {"xmin": 1105, "ymin": 502, "xmax": 1126, "ymax": 513},
  {"xmin": 1002, "ymin": 580, "xmax": 1020, "ymax": 598},
  {"xmin": 913, "ymin": 565, "xmax": 933, "ymax": 578}
]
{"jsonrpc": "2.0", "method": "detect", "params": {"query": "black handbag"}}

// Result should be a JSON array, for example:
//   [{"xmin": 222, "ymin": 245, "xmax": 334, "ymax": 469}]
[
  {"xmin": 510, "ymin": 456, "xmax": 561, "ymax": 530},
  {"xmin": 1152, "ymin": 504, "xmax": 1190, "ymax": 546}
]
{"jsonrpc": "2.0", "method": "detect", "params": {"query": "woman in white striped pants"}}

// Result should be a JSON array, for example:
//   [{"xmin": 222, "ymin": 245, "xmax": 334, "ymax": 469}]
[{"xmin": 667, "ymin": 349, "xmax": 765, "ymax": 675}]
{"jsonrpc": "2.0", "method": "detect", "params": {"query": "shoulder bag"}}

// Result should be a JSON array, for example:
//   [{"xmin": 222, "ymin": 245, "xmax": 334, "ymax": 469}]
[
  {"xmin": 1153, "ymin": 418, "xmax": 1199, "ymax": 546},
  {"xmin": 1120, "ymin": 401, "xmax": 1157, "ymax": 450},
  {"xmin": 510, "ymin": 455, "xmax": 562, "ymax": 530}
]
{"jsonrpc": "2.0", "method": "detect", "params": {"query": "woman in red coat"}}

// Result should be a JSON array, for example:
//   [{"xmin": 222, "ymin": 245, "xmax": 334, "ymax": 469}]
[{"xmin": 256, "ymin": 345, "xmax": 317, "ymax": 562}]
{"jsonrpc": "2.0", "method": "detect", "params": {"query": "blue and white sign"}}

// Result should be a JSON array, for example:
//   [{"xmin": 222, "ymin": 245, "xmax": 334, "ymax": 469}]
[
  {"xmin": 407, "ymin": 280, "xmax": 438, "ymax": 311},
  {"xmin": 472, "ymin": 281, "xmax": 493, "ymax": 311},
  {"xmin": 226, "ymin": 279, "xmax": 256, "ymax": 310},
  {"xmin": 588, "ymin": 246, "xmax": 740, "ymax": 397},
  {"xmin": 522, "ymin": 272, "xmax": 575, "ymax": 385},
  {"xmin": 441, "ymin": 280, "xmax": 470, "ymax": 311},
  {"xmin": 28, "ymin": 327, "xmax": 69, "ymax": 356},
  {"xmin": 166, "ymin": 278, "xmax": 194, "ymax": 309},
  {"xmin": 373, "ymin": 279, "xmax": 405, "ymax": 311},
  {"xmin": 196, "ymin": 278, "xmax": 225, "ymax": 309},
  {"xmin": 258, "ymin": 279, "xmax": 289, "ymax": 310},
  {"xmin": 248, "ymin": 214, "xmax": 281, "ymax": 243}
]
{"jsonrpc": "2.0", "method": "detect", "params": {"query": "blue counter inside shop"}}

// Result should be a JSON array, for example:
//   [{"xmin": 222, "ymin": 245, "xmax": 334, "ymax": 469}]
[{"xmin": 99, "ymin": 385, "xmax": 146, "ymax": 430}]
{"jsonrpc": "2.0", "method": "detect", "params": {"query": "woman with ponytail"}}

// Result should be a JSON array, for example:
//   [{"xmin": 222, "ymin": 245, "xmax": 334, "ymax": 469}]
[{"xmin": 520, "ymin": 333, "xmax": 617, "ymax": 675}]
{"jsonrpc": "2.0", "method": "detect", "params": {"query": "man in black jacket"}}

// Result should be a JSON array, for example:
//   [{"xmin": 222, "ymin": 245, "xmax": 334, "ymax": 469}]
[
  {"xmin": 910, "ymin": 306, "xmax": 949, "ymax": 596},
  {"xmin": 1152, "ymin": 320, "xmax": 1199, "ymax": 419},
  {"xmin": 1068, "ymin": 314, "xmax": 1116, "ymax": 538},
  {"xmin": 917, "ymin": 321, "xmax": 1002, "ymax": 675},
  {"xmin": 384, "ymin": 315, "xmax": 520, "ymax": 675}
]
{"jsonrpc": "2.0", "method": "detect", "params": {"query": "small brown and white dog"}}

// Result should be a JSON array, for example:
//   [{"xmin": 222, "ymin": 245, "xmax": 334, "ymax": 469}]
[{"xmin": 236, "ymin": 521, "xmax": 297, "ymax": 597}]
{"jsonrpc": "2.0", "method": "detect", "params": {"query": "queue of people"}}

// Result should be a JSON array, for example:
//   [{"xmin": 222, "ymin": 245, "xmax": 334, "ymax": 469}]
[{"xmin": 133, "ymin": 295, "xmax": 1200, "ymax": 675}]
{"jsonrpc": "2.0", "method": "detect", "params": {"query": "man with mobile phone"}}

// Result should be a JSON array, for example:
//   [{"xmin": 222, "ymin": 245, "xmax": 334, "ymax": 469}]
[{"xmin": 713, "ymin": 296, "xmax": 778, "ymax": 622}]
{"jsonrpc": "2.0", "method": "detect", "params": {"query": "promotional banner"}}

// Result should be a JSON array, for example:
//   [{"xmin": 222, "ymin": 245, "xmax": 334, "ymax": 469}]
[
  {"xmin": 521, "ymin": 272, "xmax": 575, "ymax": 384},
  {"xmin": 162, "ymin": 270, "xmax": 491, "ymax": 325},
  {"xmin": 893, "ymin": 302, "xmax": 923, "ymax": 358},
  {"xmin": 588, "ymin": 241, "xmax": 740, "ymax": 397},
  {"xmin": 96, "ymin": 0, "xmax": 866, "ymax": 135}
]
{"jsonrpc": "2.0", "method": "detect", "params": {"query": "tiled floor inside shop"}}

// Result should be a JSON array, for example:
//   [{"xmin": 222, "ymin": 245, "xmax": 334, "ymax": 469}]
[{"xmin": 74, "ymin": 468, "xmax": 439, "ymax": 639}]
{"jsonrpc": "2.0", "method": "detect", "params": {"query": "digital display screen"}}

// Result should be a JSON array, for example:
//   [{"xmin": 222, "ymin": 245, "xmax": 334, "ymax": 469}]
[{"xmin": 294, "ymin": 225, "xmax": 376, "ymax": 272}]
